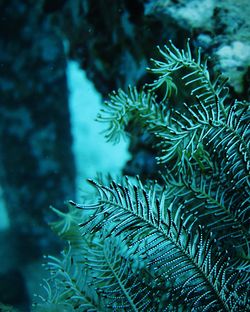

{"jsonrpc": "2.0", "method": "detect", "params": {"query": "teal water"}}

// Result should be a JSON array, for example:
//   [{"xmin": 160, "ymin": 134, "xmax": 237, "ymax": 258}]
[{"xmin": 67, "ymin": 61, "xmax": 130, "ymax": 201}]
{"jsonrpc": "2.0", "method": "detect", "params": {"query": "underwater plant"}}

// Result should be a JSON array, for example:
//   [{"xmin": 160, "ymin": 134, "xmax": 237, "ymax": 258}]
[{"xmin": 34, "ymin": 40, "xmax": 249, "ymax": 311}]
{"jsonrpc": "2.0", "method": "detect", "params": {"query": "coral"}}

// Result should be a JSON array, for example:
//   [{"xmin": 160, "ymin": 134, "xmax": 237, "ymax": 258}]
[
  {"xmin": 34, "ymin": 40, "xmax": 249, "ymax": 311},
  {"xmin": 145, "ymin": 0, "xmax": 215, "ymax": 30},
  {"xmin": 215, "ymin": 41, "xmax": 250, "ymax": 93}
]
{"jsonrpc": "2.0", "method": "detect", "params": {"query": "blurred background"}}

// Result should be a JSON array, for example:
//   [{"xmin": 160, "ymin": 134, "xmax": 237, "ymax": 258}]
[{"xmin": 0, "ymin": 0, "xmax": 249, "ymax": 310}]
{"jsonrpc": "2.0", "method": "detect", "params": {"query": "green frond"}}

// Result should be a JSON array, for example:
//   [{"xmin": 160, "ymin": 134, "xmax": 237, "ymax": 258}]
[
  {"xmin": 82, "ymin": 236, "xmax": 159, "ymax": 311},
  {"xmin": 204, "ymin": 101, "xmax": 250, "ymax": 191},
  {"xmin": 50, "ymin": 204, "xmax": 81, "ymax": 237},
  {"xmin": 77, "ymin": 177, "xmax": 247, "ymax": 311},
  {"xmin": 36, "ymin": 234, "xmax": 159, "ymax": 312},
  {"xmin": 48, "ymin": 203, "xmax": 89, "ymax": 252},
  {"xmin": 148, "ymin": 39, "xmax": 228, "ymax": 115},
  {"xmin": 156, "ymin": 98, "xmax": 250, "ymax": 187},
  {"xmin": 35, "ymin": 243, "xmax": 103, "ymax": 311},
  {"xmin": 163, "ymin": 172, "xmax": 250, "ymax": 259},
  {"xmin": 97, "ymin": 86, "xmax": 167, "ymax": 144}
]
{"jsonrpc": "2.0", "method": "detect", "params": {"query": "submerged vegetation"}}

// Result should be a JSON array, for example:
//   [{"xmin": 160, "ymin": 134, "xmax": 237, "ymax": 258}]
[{"xmin": 34, "ymin": 40, "xmax": 249, "ymax": 311}]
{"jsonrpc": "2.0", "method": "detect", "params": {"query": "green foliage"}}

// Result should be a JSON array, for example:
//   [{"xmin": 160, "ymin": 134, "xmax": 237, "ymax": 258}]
[{"xmin": 34, "ymin": 40, "xmax": 250, "ymax": 311}]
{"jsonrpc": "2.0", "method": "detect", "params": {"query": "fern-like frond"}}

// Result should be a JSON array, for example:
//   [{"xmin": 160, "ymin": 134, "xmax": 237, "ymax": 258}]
[
  {"xmin": 163, "ymin": 172, "xmax": 250, "ymax": 260},
  {"xmin": 148, "ymin": 39, "xmax": 228, "ymax": 115},
  {"xmin": 97, "ymin": 86, "xmax": 167, "ymax": 144},
  {"xmin": 75, "ymin": 177, "xmax": 247, "ymax": 311},
  {"xmin": 156, "ymin": 98, "xmax": 250, "ymax": 190},
  {"xmin": 82, "ymin": 236, "xmax": 159, "ymax": 311},
  {"xmin": 50, "ymin": 203, "xmax": 81, "ymax": 237},
  {"xmin": 36, "ymin": 234, "xmax": 158, "ymax": 312},
  {"xmin": 204, "ymin": 100, "xmax": 250, "ymax": 191},
  {"xmin": 49, "ymin": 202, "xmax": 91, "ymax": 252},
  {"xmin": 36, "ymin": 244, "xmax": 104, "ymax": 311}
]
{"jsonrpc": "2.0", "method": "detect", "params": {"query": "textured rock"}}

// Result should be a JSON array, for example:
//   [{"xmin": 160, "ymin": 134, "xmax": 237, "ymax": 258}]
[
  {"xmin": 49, "ymin": 0, "xmax": 250, "ymax": 96},
  {"xmin": 145, "ymin": 0, "xmax": 250, "ymax": 95},
  {"xmin": 46, "ymin": 0, "xmax": 189, "ymax": 94}
]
